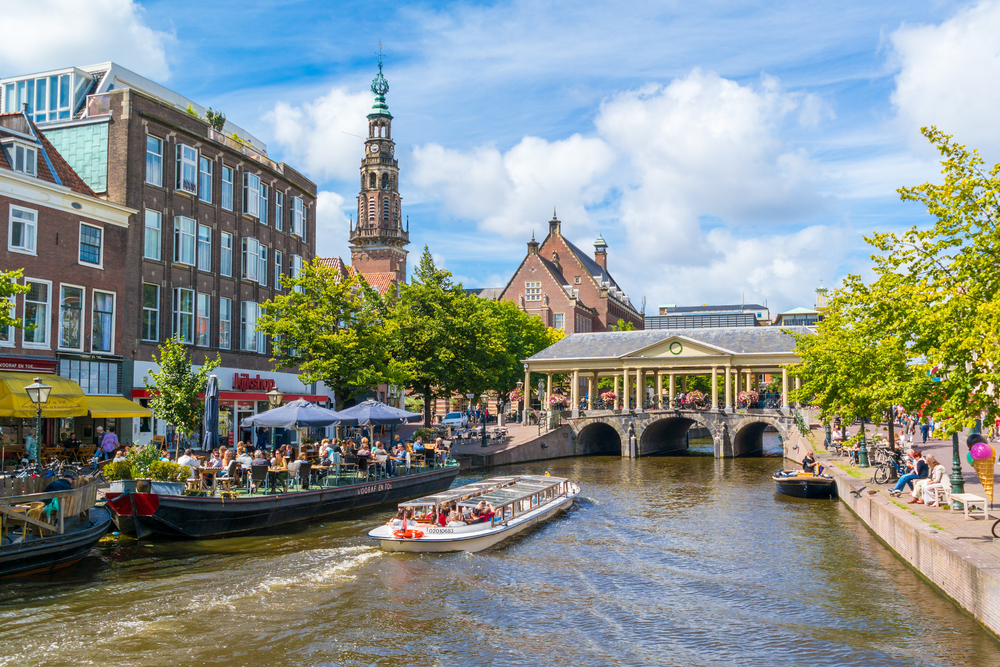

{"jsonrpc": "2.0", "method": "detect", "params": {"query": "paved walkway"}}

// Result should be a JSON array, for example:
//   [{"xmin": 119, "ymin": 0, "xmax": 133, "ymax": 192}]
[{"xmin": 449, "ymin": 423, "xmax": 554, "ymax": 457}]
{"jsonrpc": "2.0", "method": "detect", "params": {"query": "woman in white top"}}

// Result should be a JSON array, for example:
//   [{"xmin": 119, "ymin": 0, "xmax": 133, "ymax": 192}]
[
  {"xmin": 446, "ymin": 511, "xmax": 466, "ymax": 527},
  {"xmin": 914, "ymin": 457, "xmax": 946, "ymax": 505}
]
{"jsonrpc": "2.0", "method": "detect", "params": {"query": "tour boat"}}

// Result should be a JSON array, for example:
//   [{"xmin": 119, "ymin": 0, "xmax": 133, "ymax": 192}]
[
  {"xmin": 367, "ymin": 474, "xmax": 580, "ymax": 553},
  {"xmin": 105, "ymin": 461, "xmax": 461, "ymax": 539},
  {"xmin": 772, "ymin": 469, "xmax": 835, "ymax": 499},
  {"xmin": 1, "ymin": 479, "xmax": 112, "ymax": 577}
]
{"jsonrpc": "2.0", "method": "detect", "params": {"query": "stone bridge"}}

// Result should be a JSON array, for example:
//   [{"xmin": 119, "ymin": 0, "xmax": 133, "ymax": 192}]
[{"xmin": 565, "ymin": 408, "xmax": 805, "ymax": 458}]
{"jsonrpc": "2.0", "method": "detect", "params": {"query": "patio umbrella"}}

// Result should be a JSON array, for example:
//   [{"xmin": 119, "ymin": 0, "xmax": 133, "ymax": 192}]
[
  {"xmin": 334, "ymin": 399, "xmax": 422, "ymax": 426},
  {"xmin": 200, "ymin": 374, "xmax": 220, "ymax": 454},
  {"xmin": 239, "ymin": 399, "xmax": 346, "ymax": 428}
]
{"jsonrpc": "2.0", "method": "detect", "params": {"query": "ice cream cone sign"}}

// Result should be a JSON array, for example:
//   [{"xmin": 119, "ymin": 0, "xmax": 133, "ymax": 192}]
[{"xmin": 970, "ymin": 441, "xmax": 996, "ymax": 503}]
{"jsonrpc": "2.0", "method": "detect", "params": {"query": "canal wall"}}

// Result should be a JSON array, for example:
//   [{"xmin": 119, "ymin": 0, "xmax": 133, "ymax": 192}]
[
  {"xmin": 462, "ymin": 425, "xmax": 581, "ymax": 467},
  {"xmin": 826, "ymin": 465, "xmax": 1000, "ymax": 639}
]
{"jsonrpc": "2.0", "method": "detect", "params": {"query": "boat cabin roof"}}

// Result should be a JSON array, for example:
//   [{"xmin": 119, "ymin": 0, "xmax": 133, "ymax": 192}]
[
  {"xmin": 400, "ymin": 476, "xmax": 521, "ymax": 508},
  {"xmin": 457, "ymin": 478, "xmax": 567, "ymax": 509}
]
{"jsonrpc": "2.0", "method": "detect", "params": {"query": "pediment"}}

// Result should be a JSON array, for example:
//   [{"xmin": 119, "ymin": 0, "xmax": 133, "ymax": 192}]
[{"xmin": 623, "ymin": 335, "xmax": 733, "ymax": 359}]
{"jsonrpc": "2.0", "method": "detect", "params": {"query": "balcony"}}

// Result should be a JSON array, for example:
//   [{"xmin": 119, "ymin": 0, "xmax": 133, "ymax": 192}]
[
  {"xmin": 349, "ymin": 225, "xmax": 410, "ymax": 245},
  {"xmin": 208, "ymin": 128, "xmax": 282, "ymax": 174}
]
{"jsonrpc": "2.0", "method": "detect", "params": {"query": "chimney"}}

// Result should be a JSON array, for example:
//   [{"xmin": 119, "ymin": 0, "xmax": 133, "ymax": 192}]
[
  {"xmin": 548, "ymin": 208, "xmax": 561, "ymax": 237},
  {"xmin": 593, "ymin": 234, "xmax": 608, "ymax": 271}
]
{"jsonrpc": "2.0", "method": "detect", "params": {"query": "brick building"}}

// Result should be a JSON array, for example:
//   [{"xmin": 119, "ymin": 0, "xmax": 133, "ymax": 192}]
[
  {"xmin": 481, "ymin": 213, "xmax": 643, "ymax": 333},
  {"xmin": 1, "ymin": 62, "xmax": 326, "ymax": 448},
  {"xmin": 0, "ymin": 110, "xmax": 138, "ymax": 452}
]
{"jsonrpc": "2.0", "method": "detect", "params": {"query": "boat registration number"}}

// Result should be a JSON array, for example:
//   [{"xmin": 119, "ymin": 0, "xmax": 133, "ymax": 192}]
[
  {"xmin": 356, "ymin": 481, "xmax": 393, "ymax": 495},
  {"xmin": 426, "ymin": 528, "xmax": 455, "ymax": 534}
]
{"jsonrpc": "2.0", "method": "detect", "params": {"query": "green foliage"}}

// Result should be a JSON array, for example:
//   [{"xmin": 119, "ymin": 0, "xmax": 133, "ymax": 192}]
[
  {"xmin": 793, "ymin": 410, "xmax": 810, "ymax": 437},
  {"xmin": 611, "ymin": 318, "xmax": 636, "ymax": 331},
  {"xmin": 792, "ymin": 127, "xmax": 999, "ymax": 434},
  {"xmin": 147, "ymin": 460, "xmax": 191, "ymax": 482},
  {"xmin": 102, "ymin": 461, "xmax": 133, "ymax": 481},
  {"xmin": 185, "ymin": 103, "xmax": 200, "ymax": 118},
  {"xmin": 405, "ymin": 395, "xmax": 424, "ymax": 413},
  {"xmin": 143, "ymin": 338, "xmax": 220, "ymax": 447},
  {"xmin": 412, "ymin": 427, "xmax": 436, "ymax": 442},
  {"xmin": 205, "ymin": 108, "xmax": 226, "ymax": 131},
  {"xmin": 0, "ymin": 269, "xmax": 28, "ymax": 333},
  {"xmin": 257, "ymin": 258, "xmax": 408, "ymax": 406},
  {"xmin": 125, "ymin": 445, "xmax": 161, "ymax": 478}
]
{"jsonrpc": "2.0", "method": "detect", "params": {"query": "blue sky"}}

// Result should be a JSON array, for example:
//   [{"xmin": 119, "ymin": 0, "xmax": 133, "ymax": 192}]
[{"xmin": 6, "ymin": 0, "xmax": 1000, "ymax": 315}]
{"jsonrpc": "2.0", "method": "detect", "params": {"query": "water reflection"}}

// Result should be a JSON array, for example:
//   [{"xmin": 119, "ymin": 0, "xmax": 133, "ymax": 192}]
[{"xmin": 0, "ymin": 451, "xmax": 996, "ymax": 667}]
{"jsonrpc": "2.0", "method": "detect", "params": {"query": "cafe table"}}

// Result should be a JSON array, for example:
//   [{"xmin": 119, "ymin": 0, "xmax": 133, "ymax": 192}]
[{"xmin": 197, "ymin": 467, "xmax": 227, "ymax": 493}]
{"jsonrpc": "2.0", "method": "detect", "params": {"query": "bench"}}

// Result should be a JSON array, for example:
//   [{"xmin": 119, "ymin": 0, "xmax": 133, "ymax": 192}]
[{"xmin": 949, "ymin": 493, "xmax": 988, "ymax": 520}]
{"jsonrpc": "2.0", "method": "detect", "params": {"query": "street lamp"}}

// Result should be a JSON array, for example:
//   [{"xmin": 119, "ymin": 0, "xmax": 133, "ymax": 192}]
[
  {"xmin": 267, "ymin": 387, "xmax": 284, "ymax": 452},
  {"xmin": 950, "ymin": 433, "xmax": 965, "ymax": 495},
  {"xmin": 24, "ymin": 376, "xmax": 52, "ymax": 466}
]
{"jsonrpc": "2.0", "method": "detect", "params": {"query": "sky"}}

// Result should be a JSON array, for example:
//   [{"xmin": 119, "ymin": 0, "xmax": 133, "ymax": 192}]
[{"xmin": 4, "ymin": 0, "xmax": 1000, "ymax": 315}]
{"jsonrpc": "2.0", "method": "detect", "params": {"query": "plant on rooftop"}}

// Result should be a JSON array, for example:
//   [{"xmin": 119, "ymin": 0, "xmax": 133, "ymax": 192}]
[
  {"xmin": 206, "ymin": 108, "xmax": 226, "ymax": 131},
  {"xmin": 185, "ymin": 103, "xmax": 200, "ymax": 118}
]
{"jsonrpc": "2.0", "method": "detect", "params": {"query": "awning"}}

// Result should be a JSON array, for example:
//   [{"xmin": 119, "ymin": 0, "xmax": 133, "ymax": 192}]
[
  {"xmin": 0, "ymin": 372, "xmax": 88, "ymax": 418},
  {"xmin": 86, "ymin": 395, "xmax": 152, "ymax": 418}
]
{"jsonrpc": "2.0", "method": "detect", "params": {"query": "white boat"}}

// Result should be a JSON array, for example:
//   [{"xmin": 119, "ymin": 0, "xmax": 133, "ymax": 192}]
[{"xmin": 367, "ymin": 474, "xmax": 580, "ymax": 553}]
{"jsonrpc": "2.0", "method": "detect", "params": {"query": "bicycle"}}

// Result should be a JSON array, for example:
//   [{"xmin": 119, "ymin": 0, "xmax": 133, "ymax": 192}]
[{"xmin": 871, "ymin": 447, "xmax": 907, "ymax": 485}]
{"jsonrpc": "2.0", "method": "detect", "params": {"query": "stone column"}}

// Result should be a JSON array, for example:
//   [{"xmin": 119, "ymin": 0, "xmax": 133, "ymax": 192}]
[
  {"xmin": 545, "ymin": 372, "xmax": 552, "ymax": 411},
  {"xmin": 711, "ymin": 366, "xmax": 719, "ymax": 411},
  {"xmin": 655, "ymin": 372, "xmax": 663, "ymax": 410},
  {"xmin": 635, "ymin": 367, "xmax": 644, "ymax": 411},
  {"xmin": 588, "ymin": 374, "xmax": 596, "ymax": 410},
  {"xmin": 682, "ymin": 375, "xmax": 688, "ymax": 392},
  {"xmin": 571, "ymin": 369, "xmax": 580, "ymax": 417},
  {"xmin": 668, "ymin": 373, "xmax": 676, "ymax": 407},
  {"xmin": 622, "ymin": 369, "xmax": 630, "ymax": 410},
  {"xmin": 523, "ymin": 365, "xmax": 531, "ymax": 422},
  {"xmin": 613, "ymin": 374, "xmax": 620, "ymax": 409},
  {"xmin": 794, "ymin": 376, "xmax": 801, "ymax": 408},
  {"xmin": 781, "ymin": 368, "xmax": 789, "ymax": 412},
  {"xmin": 724, "ymin": 364, "xmax": 732, "ymax": 412}
]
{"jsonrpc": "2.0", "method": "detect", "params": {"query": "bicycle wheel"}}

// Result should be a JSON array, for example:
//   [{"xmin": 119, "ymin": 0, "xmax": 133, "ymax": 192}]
[
  {"xmin": 873, "ymin": 466, "xmax": 890, "ymax": 485},
  {"xmin": 993, "ymin": 519, "xmax": 1000, "ymax": 540}
]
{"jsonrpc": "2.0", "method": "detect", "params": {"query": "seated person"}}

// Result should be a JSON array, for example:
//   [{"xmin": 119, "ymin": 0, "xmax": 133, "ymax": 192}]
[
  {"xmin": 413, "ymin": 437, "xmax": 425, "ymax": 453},
  {"xmin": 802, "ymin": 451, "xmax": 818, "ymax": 473},
  {"xmin": 318, "ymin": 439, "xmax": 331, "ymax": 460},
  {"xmin": 250, "ymin": 450, "xmax": 270, "ymax": 467},
  {"xmin": 177, "ymin": 448, "xmax": 200, "ymax": 478},
  {"xmin": 61, "ymin": 434, "xmax": 81, "ymax": 454},
  {"xmin": 206, "ymin": 450, "xmax": 224, "ymax": 468},
  {"xmin": 288, "ymin": 453, "xmax": 309, "ymax": 475},
  {"xmin": 236, "ymin": 448, "xmax": 254, "ymax": 468},
  {"xmin": 446, "ymin": 511, "xmax": 466, "ymax": 527},
  {"xmin": 112, "ymin": 449, "xmax": 128, "ymax": 463},
  {"xmin": 387, "ymin": 508, "xmax": 406, "ymax": 529}
]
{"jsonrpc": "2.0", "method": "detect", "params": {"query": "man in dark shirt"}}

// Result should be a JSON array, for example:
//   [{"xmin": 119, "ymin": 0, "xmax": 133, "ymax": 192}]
[{"xmin": 251, "ymin": 451, "xmax": 270, "ymax": 467}]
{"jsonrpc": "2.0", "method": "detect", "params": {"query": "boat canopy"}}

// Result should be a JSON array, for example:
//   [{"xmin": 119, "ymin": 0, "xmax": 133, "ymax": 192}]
[
  {"xmin": 457, "ymin": 477, "xmax": 568, "ymax": 509},
  {"xmin": 400, "ymin": 477, "xmax": 523, "ymax": 509}
]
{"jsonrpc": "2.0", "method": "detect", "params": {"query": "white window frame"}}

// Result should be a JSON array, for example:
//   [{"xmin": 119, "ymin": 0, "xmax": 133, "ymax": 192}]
[
  {"xmin": 173, "ymin": 216, "xmax": 196, "ymax": 265},
  {"xmin": 57, "ymin": 283, "xmax": 85, "ymax": 352},
  {"xmin": 525, "ymin": 281, "xmax": 541, "ymax": 301},
  {"xmin": 242, "ymin": 237, "xmax": 260, "ymax": 282},
  {"xmin": 176, "ymin": 143, "xmax": 198, "ymax": 194},
  {"xmin": 91, "ymin": 290, "xmax": 115, "ymax": 354},
  {"xmin": 142, "ymin": 283, "xmax": 159, "ymax": 343},
  {"xmin": 259, "ymin": 244, "xmax": 268, "ymax": 287},
  {"xmin": 197, "ymin": 224, "xmax": 212, "ymax": 272},
  {"xmin": 143, "ymin": 209, "xmax": 161, "ymax": 261},
  {"xmin": 291, "ymin": 254, "xmax": 303, "ymax": 293},
  {"xmin": 78, "ymin": 222, "xmax": 103, "ymax": 268},
  {"xmin": 146, "ymin": 135, "xmax": 163, "ymax": 187},
  {"xmin": 259, "ymin": 183, "xmax": 268, "ymax": 225},
  {"xmin": 292, "ymin": 196, "xmax": 304, "ymax": 237},
  {"xmin": 0, "ymin": 290, "xmax": 14, "ymax": 347},
  {"xmin": 275, "ymin": 192, "xmax": 284, "ymax": 231},
  {"xmin": 2, "ymin": 141, "xmax": 37, "ymax": 177},
  {"xmin": 243, "ymin": 172, "xmax": 260, "ymax": 218},
  {"xmin": 274, "ymin": 250, "xmax": 283, "ymax": 290},
  {"xmin": 21, "ymin": 277, "xmax": 52, "ymax": 349},
  {"xmin": 219, "ymin": 297, "xmax": 231, "ymax": 350},
  {"xmin": 198, "ymin": 156, "xmax": 213, "ymax": 203},
  {"xmin": 196, "ymin": 292, "xmax": 210, "ymax": 347},
  {"xmin": 221, "ymin": 166, "xmax": 234, "ymax": 211},
  {"xmin": 241, "ymin": 301, "xmax": 261, "ymax": 352},
  {"xmin": 172, "ymin": 287, "xmax": 194, "ymax": 344},
  {"xmin": 553, "ymin": 312, "xmax": 565, "ymax": 331},
  {"xmin": 8, "ymin": 204, "xmax": 37, "ymax": 255},
  {"xmin": 220, "ymin": 231, "xmax": 233, "ymax": 277}
]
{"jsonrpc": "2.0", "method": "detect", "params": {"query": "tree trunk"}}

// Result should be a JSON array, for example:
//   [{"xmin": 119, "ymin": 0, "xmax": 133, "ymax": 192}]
[
  {"xmin": 423, "ymin": 384, "xmax": 433, "ymax": 426},
  {"xmin": 887, "ymin": 407, "xmax": 896, "ymax": 450}
]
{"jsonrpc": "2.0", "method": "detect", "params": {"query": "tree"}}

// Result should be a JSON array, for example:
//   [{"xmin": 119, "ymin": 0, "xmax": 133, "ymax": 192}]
[
  {"xmin": 206, "ymin": 108, "xmax": 226, "ymax": 132},
  {"xmin": 257, "ymin": 258, "xmax": 408, "ymax": 406},
  {"xmin": 0, "ymin": 269, "xmax": 28, "ymax": 333},
  {"xmin": 791, "ymin": 127, "xmax": 999, "ymax": 435},
  {"xmin": 611, "ymin": 318, "xmax": 636, "ymax": 331},
  {"xmin": 143, "ymin": 338, "xmax": 220, "ymax": 456}
]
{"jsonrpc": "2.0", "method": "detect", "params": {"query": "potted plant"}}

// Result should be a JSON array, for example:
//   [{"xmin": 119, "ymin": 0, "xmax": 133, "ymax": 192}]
[
  {"xmin": 147, "ymin": 460, "xmax": 190, "ymax": 496},
  {"xmin": 103, "ymin": 461, "xmax": 136, "ymax": 493}
]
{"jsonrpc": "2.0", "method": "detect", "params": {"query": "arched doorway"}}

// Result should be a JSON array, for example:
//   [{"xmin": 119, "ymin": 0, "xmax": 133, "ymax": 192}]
[
  {"xmin": 577, "ymin": 422, "xmax": 622, "ymax": 455},
  {"xmin": 639, "ymin": 417, "xmax": 698, "ymax": 456}
]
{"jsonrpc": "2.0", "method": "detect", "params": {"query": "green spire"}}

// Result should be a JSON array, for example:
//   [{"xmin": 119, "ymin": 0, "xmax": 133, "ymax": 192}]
[{"xmin": 369, "ymin": 46, "xmax": 392, "ymax": 119}]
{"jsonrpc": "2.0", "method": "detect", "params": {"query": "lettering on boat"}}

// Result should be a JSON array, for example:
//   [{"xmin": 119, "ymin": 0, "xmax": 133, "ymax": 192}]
[
  {"xmin": 357, "ymin": 482, "xmax": 393, "ymax": 495},
  {"xmin": 426, "ymin": 528, "xmax": 455, "ymax": 534}
]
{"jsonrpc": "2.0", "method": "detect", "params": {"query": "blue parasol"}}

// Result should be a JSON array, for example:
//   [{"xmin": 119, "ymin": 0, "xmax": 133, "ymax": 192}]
[
  {"xmin": 201, "ymin": 374, "xmax": 219, "ymax": 451},
  {"xmin": 239, "ymin": 399, "xmax": 346, "ymax": 428},
  {"xmin": 334, "ymin": 399, "xmax": 422, "ymax": 426}
]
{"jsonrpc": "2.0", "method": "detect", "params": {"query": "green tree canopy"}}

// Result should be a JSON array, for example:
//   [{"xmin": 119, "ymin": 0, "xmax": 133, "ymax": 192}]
[
  {"xmin": 143, "ymin": 338, "xmax": 219, "ymax": 455},
  {"xmin": 0, "ymin": 269, "xmax": 29, "ymax": 333}
]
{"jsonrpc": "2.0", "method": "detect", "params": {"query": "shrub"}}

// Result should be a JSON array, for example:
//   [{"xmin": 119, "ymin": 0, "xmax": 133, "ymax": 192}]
[
  {"xmin": 413, "ymin": 427, "xmax": 436, "ymax": 442},
  {"xmin": 103, "ymin": 461, "xmax": 133, "ymax": 481},
  {"xmin": 147, "ymin": 460, "xmax": 190, "ymax": 482},
  {"xmin": 126, "ymin": 445, "xmax": 161, "ymax": 478}
]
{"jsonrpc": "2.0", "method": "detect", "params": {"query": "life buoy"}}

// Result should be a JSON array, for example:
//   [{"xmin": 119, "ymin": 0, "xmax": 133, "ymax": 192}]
[{"xmin": 393, "ymin": 529, "xmax": 424, "ymax": 539}]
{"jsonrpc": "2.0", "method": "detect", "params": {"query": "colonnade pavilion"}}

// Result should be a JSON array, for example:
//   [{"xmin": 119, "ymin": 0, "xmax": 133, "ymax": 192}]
[{"xmin": 521, "ymin": 327, "xmax": 812, "ymax": 419}]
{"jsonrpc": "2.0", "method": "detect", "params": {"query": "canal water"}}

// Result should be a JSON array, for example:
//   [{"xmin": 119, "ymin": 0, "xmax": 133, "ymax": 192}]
[{"xmin": 1, "ymin": 443, "xmax": 997, "ymax": 666}]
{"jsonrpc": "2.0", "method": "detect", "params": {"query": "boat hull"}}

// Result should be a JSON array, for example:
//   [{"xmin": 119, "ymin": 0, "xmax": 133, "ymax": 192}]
[
  {"xmin": 106, "ymin": 466, "xmax": 460, "ymax": 539},
  {"xmin": 773, "ymin": 474, "xmax": 835, "ymax": 499},
  {"xmin": 371, "ymin": 488, "xmax": 578, "ymax": 553},
  {"xmin": 0, "ymin": 507, "xmax": 112, "ymax": 577}
]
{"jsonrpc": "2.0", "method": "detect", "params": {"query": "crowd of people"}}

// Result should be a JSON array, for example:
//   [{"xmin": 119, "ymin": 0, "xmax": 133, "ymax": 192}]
[{"xmin": 390, "ymin": 499, "xmax": 499, "ymax": 531}]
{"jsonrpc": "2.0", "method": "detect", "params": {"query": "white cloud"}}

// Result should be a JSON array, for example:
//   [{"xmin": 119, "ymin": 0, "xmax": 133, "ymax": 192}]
[
  {"xmin": 410, "ymin": 134, "xmax": 616, "ymax": 239},
  {"xmin": 0, "ymin": 0, "xmax": 173, "ymax": 81},
  {"xmin": 264, "ymin": 88, "xmax": 372, "ymax": 182},
  {"xmin": 890, "ymin": 1, "xmax": 1000, "ymax": 155},
  {"xmin": 315, "ymin": 190, "xmax": 352, "ymax": 260}
]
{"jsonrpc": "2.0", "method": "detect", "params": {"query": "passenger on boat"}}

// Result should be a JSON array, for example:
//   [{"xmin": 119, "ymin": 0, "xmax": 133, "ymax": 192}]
[
  {"xmin": 802, "ymin": 452, "xmax": 821, "ymax": 474},
  {"xmin": 288, "ymin": 453, "xmax": 308, "ymax": 474},
  {"xmin": 413, "ymin": 437, "xmax": 425, "ymax": 455},
  {"xmin": 390, "ymin": 444, "xmax": 408, "ymax": 475},
  {"xmin": 177, "ymin": 449, "xmax": 200, "ymax": 477},
  {"xmin": 207, "ymin": 450, "xmax": 224, "ymax": 468},
  {"xmin": 387, "ymin": 508, "xmax": 406, "ymax": 528},
  {"xmin": 236, "ymin": 447, "xmax": 253, "ymax": 468},
  {"xmin": 446, "ymin": 511, "xmax": 466, "ymax": 527},
  {"xmin": 318, "ymin": 439, "xmax": 331, "ymax": 460},
  {"xmin": 251, "ymin": 451, "xmax": 270, "ymax": 467},
  {"xmin": 219, "ymin": 450, "xmax": 235, "ymax": 472},
  {"xmin": 271, "ymin": 449, "xmax": 288, "ymax": 469}
]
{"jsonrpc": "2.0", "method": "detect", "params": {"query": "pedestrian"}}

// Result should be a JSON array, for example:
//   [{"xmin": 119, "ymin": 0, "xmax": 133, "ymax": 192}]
[{"xmin": 920, "ymin": 420, "xmax": 929, "ymax": 444}]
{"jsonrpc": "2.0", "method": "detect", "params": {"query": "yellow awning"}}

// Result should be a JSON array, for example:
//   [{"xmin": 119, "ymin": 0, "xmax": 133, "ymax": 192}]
[
  {"xmin": 86, "ymin": 395, "xmax": 152, "ymax": 418},
  {"xmin": 0, "ymin": 372, "xmax": 88, "ymax": 418}
]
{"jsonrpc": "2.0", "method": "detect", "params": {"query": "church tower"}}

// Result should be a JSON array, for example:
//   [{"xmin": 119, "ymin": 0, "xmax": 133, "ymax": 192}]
[{"xmin": 349, "ymin": 53, "xmax": 409, "ymax": 287}]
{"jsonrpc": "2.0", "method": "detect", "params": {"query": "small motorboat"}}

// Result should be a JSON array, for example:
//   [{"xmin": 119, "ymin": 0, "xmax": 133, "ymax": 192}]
[
  {"xmin": 772, "ymin": 469, "xmax": 835, "ymax": 499},
  {"xmin": 368, "ymin": 474, "xmax": 579, "ymax": 553}
]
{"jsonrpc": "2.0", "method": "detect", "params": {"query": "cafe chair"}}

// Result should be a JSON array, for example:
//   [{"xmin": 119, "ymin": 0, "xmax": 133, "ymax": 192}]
[
  {"xmin": 248, "ymin": 466, "xmax": 269, "ymax": 494},
  {"xmin": 217, "ymin": 461, "xmax": 239, "ymax": 491},
  {"xmin": 293, "ymin": 462, "xmax": 312, "ymax": 490}
]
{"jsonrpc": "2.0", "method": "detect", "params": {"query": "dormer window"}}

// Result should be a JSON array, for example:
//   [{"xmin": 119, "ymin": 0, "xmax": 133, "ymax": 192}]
[{"xmin": 2, "ymin": 141, "xmax": 37, "ymax": 177}]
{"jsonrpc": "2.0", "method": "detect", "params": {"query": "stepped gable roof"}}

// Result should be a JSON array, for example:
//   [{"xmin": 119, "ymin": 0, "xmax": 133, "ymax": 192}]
[
  {"xmin": 527, "ymin": 326, "xmax": 813, "ymax": 360},
  {"xmin": 559, "ymin": 236, "xmax": 638, "ymax": 313},
  {"xmin": 0, "ymin": 113, "xmax": 95, "ymax": 197},
  {"xmin": 359, "ymin": 272, "xmax": 397, "ymax": 295}
]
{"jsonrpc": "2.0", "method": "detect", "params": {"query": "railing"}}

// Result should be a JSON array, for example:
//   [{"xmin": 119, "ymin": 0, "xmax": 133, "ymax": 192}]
[
  {"xmin": 315, "ymin": 457, "xmax": 458, "ymax": 487},
  {"xmin": 208, "ymin": 128, "xmax": 282, "ymax": 173},
  {"xmin": 349, "ymin": 226, "xmax": 410, "ymax": 243},
  {"xmin": 0, "ymin": 479, "xmax": 99, "ymax": 535}
]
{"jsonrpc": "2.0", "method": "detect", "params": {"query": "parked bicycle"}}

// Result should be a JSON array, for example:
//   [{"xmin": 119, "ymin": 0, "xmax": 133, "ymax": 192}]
[{"xmin": 871, "ymin": 446, "xmax": 907, "ymax": 484}]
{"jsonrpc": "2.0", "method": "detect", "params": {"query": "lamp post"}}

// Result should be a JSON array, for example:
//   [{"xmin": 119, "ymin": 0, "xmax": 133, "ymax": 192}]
[
  {"xmin": 24, "ymin": 376, "xmax": 52, "ymax": 466},
  {"xmin": 858, "ymin": 417, "xmax": 869, "ymax": 468},
  {"xmin": 266, "ymin": 387, "xmax": 284, "ymax": 453},
  {"xmin": 950, "ymin": 432, "xmax": 965, "ymax": 495},
  {"xmin": 515, "ymin": 379, "xmax": 523, "ymax": 424}
]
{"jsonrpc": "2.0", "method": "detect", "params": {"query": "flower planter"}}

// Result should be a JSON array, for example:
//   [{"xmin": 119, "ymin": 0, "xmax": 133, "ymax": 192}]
[
  {"xmin": 150, "ymin": 481, "xmax": 185, "ymax": 496},
  {"xmin": 109, "ymin": 479, "xmax": 137, "ymax": 494}
]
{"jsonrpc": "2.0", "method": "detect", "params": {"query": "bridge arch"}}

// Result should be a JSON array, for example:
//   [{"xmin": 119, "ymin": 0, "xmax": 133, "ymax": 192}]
[
  {"xmin": 639, "ymin": 416, "xmax": 697, "ymax": 456},
  {"xmin": 727, "ymin": 415, "xmax": 791, "ymax": 457},
  {"xmin": 576, "ymin": 421, "xmax": 623, "ymax": 455}
]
